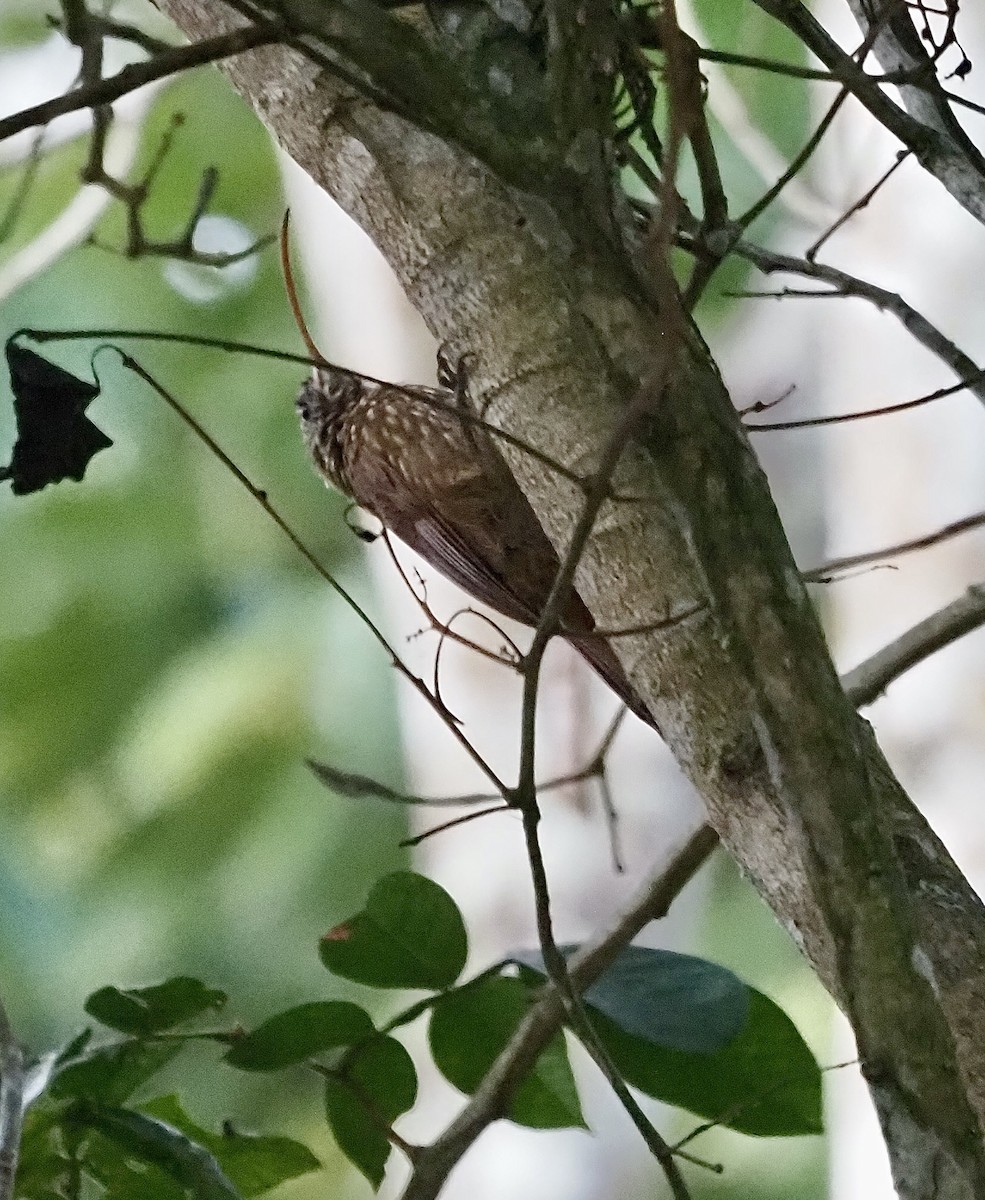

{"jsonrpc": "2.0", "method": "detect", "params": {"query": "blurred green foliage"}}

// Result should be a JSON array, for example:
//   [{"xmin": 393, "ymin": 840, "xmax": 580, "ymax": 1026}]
[
  {"xmin": 0, "ymin": 8, "xmax": 830, "ymax": 1200},
  {"xmin": 0, "ymin": 37, "xmax": 408, "ymax": 1197}
]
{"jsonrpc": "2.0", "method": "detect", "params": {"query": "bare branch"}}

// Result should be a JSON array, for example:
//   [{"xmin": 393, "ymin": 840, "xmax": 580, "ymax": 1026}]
[
  {"xmin": 705, "ymin": 235, "xmax": 985, "ymax": 411},
  {"xmin": 745, "ymin": 371, "xmax": 983, "ymax": 431},
  {"xmin": 805, "ymin": 509, "xmax": 985, "ymax": 581},
  {"xmin": 843, "ymin": 585, "xmax": 985, "ymax": 707},
  {"xmin": 805, "ymin": 148, "xmax": 911, "ymax": 261},
  {"xmin": 0, "ymin": 22, "xmax": 286, "ymax": 143},
  {"xmin": 752, "ymin": 0, "xmax": 985, "ymax": 227}
]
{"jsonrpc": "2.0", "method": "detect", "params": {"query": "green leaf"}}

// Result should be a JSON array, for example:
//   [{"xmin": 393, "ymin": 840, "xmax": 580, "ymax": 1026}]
[
  {"xmin": 593, "ymin": 988, "xmax": 822, "ymax": 1137},
  {"xmin": 324, "ymin": 1035, "xmax": 417, "ymax": 1188},
  {"xmin": 225, "ymin": 1001, "xmax": 375, "ymax": 1071},
  {"xmin": 0, "ymin": 2, "xmax": 51, "ymax": 47},
  {"xmin": 72, "ymin": 1104, "xmax": 242, "ymax": 1200},
  {"xmin": 100, "ymin": 1177, "xmax": 185, "ymax": 1200},
  {"xmin": 429, "ymin": 977, "xmax": 584, "ymax": 1130},
  {"xmin": 515, "ymin": 945, "xmax": 749, "ymax": 1053},
  {"xmin": 83, "ymin": 1133, "xmax": 187, "ymax": 1200},
  {"xmin": 689, "ymin": 0, "xmax": 811, "ymax": 163},
  {"xmin": 85, "ymin": 977, "xmax": 228, "ymax": 1035},
  {"xmin": 140, "ymin": 1095, "xmax": 320, "ymax": 1197},
  {"xmin": 50, "ymin": 1039, "xmax": 182, "ymax": 1106},
  {"xmin": 320, "ymin": 871, "xmax": 467, "ymax": 991},
  {"xmin": 15, "ymin": 1104, "xmax": 71, "ymax": 1200}
]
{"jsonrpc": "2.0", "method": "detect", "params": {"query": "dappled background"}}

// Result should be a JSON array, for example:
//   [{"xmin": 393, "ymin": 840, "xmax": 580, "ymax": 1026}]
[{"xmin": 2, "ymin": 1, "xmax": 985, "ymax": 1198}]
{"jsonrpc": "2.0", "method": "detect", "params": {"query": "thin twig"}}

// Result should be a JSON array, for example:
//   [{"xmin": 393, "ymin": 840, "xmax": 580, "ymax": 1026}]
[
  {"xmin": 400, "ymin": 805, "xmax": 508, "ymax": 848},
  {"xmin": 311, "ymin": 1061, "xmax": 420, "ymax": 1162},
  {"xmin": 695, "ymin": 46, "xmax": 935, "ymax": 85},
  {"xmin": 842, "ymin": 584, "xmax": 985, "ymax": 706},
  {"xmin": 112, "ymin": 351, "xmax": 510, "ymax": 799},
  {"xmin": 399, "ymin": 824, "xmax": 720, "ymax": 1200},
  {"xmin": 737, "ymin": 83, "xmax": 851, "ymax": 232},
  {"xmin": 0, "ymin": 131, "xmax": 46, "ymax": 244},
  {"xmin": 806, "ymin": 149, "xmax": 911, "ymax": 261},
  {"xmin": 83, "ymin": 13, "xmax": 174, "ymax": 55},
  {"xmin": 380, "ymin": 530, "xmax": 523, "ymax": 670},
  {"xmin": 745, "ymin": 371, "xmax": 984, "ymax": 431},
  {"xmin": 804, "ymin": 509, "xmax": 985, "ymax": 581},
  {"xmin": 0, "ymin": 22, "xmax": 287, "ymax": 143}
]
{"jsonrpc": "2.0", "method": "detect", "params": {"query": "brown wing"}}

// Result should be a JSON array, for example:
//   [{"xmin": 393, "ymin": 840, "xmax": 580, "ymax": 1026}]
[
  {"xmin": 343, "ymin": 395, "xmax": 560, "ymax": 623},
  {"xmin": 344, "ymin": 398, "xmax": 659, "ymax": 730}
]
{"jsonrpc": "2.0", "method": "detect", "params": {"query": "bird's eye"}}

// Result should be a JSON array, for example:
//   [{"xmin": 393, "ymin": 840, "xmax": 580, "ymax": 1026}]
[{"xmin": 296, "ymin": 397, "xmax": 311, "ymax": 420}]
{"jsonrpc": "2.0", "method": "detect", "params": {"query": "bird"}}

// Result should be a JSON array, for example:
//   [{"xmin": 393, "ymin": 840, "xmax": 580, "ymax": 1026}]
[{"xmin": 282, "ymin": 222, "xmax": 657, "ymax": 731}]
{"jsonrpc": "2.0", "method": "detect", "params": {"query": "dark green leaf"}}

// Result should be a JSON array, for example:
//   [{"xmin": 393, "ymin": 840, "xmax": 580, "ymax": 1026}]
[
  {"xmin": 85, "ymin": 977, "xmax": 228, "ymax": 1035},
  {"xmin": 22, "ymin": 1029, "xmax": 93, "ymax": 1105},
  {"xmin": 515, "ymin": 944, "xmax": 749, "ymax": 1053},
  {"xmin": 593, "ymin": 988, "xmax": 822, "ymax": 1137},
  {"xmin": 50, "ymin": 1039, "xmax": 182, "ymax": 1106},
  {"xmin": 55, "ymin": 1028, "xmax": 94, "ymax": 1064},
  {"xmin": 319, "ymin": 871, "xmax": 467, "ymax": 990},
  {"xmin": 225, "ymin": 1001, "xmax": 374, "ymax": 1071},
  {"xmin": 1, "ymin": 342, "xmax": 111, "ymax": 495},
  {"xmin": 140, "ymin": 1095, "xmax": 320, "ymax": 1197},
  {"xmin": 429, "ymin": 977, "xmax": 584, "ymax": 1129},
  {"xmin": 324, "ymin": 1035, "xmax": 417, "ymax": 1187},
  {"xmin": 72, "ymin": 1104, "xmax": 242, "ymax": 1200},
  {"xmin": 100, "ymin": 1176, "xmax": 185, "ymax": 1200},
  {"xmin": 81, "ymin": 1124, "xmax": 187, "ymax": 1200},
  {"xmin": 15, "ymin": 1104, "xmax": 71, "ymax": 1200}
]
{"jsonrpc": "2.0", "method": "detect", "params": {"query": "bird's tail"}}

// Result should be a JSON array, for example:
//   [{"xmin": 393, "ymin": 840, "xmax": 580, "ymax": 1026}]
[{"xmin": 569, "ymin": 635, "xmax": 660, "ymax": 733}]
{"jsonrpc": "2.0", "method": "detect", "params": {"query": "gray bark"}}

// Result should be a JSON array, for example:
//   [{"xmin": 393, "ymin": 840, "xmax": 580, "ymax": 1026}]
[{"xmin": 156, "ymin": 4, "xmax": 985, "ymax": 1195}]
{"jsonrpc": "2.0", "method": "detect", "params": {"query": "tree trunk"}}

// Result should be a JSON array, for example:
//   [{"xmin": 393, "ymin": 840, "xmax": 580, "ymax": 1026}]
[{"xmin": 157, "ymin": 5, "xmax": 985, "ymax": 1195}]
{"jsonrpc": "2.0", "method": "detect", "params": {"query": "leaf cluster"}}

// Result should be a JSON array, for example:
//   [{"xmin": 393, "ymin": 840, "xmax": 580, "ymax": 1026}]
[{"xmin": 15, "ymin": 871, "xmax": 822, "ymax": 1196}]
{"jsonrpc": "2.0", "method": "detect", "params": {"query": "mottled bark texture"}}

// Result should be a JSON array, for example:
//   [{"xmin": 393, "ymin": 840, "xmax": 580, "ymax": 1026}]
[{"xmin": 157, "ymin": 4, "xmax": 985, "ymax": 1195}]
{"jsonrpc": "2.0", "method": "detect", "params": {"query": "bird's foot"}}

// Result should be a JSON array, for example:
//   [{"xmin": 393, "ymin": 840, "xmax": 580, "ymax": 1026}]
[{"xmin": 436, "ymin": 342, "xmax": 476, "ymax": 407}]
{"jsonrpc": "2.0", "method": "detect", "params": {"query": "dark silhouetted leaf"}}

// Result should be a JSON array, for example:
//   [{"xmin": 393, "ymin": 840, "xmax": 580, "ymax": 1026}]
[
  {"xmin": 324, "ymin": 1035, "xmax": 417, "ymax": 1188},
  {"xmin": 140, "ymin": 1095, "xmax": 320, "ymax": 1196},
  {"xmin": 225, "ymin": 1001, "xmax": 374, "ymax": 1072},
  {"xmin": 307, "ymin": 758, "xmax": 424, "ymax": 804},
  {"xmin": 592, "ymin": 988, "xmax": 822, "ymax": 1136},
  {"xmin": 320, "ymin": 871, "xmax": 467, "ymax": 990},
  {"xmin": 1, "ymin": 342, "xmax": 111, "ymax": 494},
  {"xmin": 515, "ymin": 944, "xmax": 749, "ymax": 1053},
  {"xmin": 85, "ymin": 977, "xmax": 227, "ymax": 1036},
  {"xmin": 429, "ymin": 976, "xmax": 584, "ymax": 1129}
]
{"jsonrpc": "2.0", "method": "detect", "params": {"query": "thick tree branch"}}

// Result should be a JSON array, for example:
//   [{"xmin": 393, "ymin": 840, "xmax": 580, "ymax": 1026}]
[
  {"xmin": 105, "ymin": 6, "xmax": 985, "ymax": 1197},
  {"xmin": 751, "ymin": 0, "xmax": 985, "ymax": 228}
]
